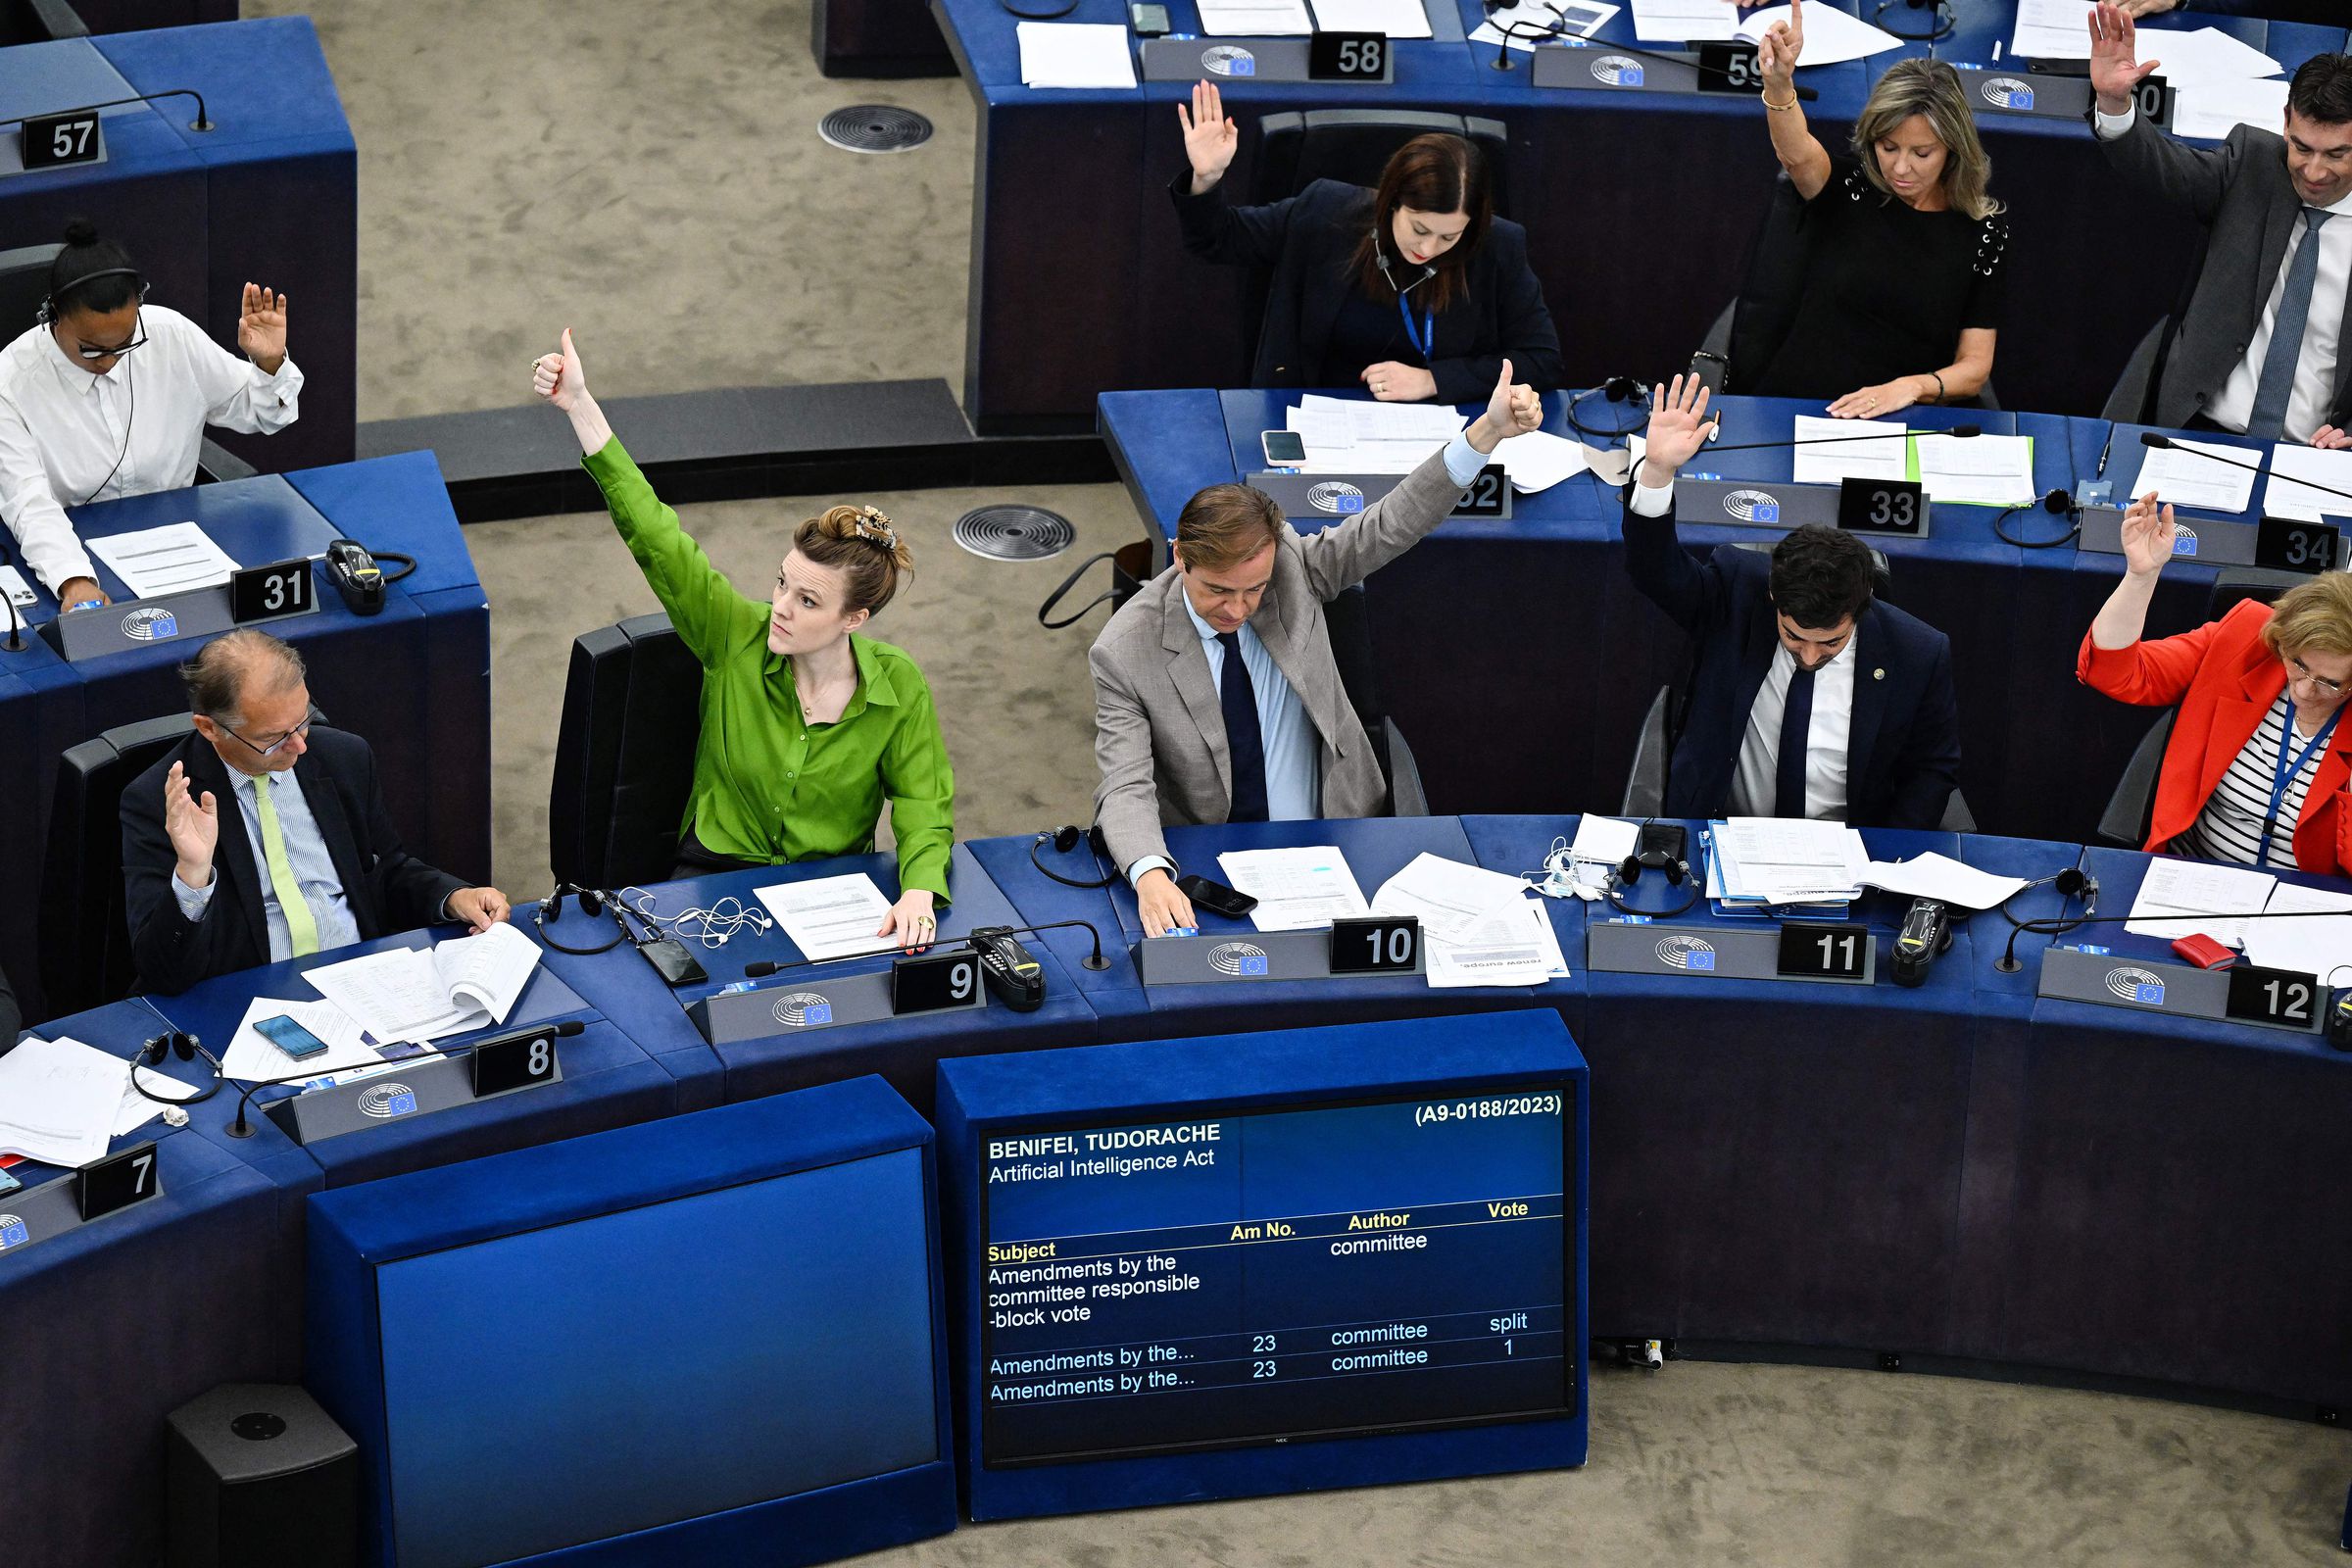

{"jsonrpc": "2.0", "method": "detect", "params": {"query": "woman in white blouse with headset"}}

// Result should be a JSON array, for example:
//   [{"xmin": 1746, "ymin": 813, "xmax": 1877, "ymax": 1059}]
[{"xmin": 0, "ymin": 219, "xmax": 303, "ymax": 612}]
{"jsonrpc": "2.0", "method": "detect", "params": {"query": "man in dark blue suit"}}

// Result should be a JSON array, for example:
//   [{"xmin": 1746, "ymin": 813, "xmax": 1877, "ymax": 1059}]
[{"xmin": 1618, "ymin": 375, "xmax": 1962, "ymax": 830}]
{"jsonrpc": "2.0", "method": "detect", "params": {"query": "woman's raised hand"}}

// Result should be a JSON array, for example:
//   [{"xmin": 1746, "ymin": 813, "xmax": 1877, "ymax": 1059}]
[
  {"xmin": 1178, "ymin": 80, "xmax": 1240, "ymax": 192},
  {"xmin": 1756, "ymin": 0, "xmax": 1803, "ymax": 91},
  {"xmin": 531, "ymin": 327, "xmax": 588, "ymax": 413},
  {"xmin": 2118, "ymin": 490, "xmax": 2178, "ymax": 579}
]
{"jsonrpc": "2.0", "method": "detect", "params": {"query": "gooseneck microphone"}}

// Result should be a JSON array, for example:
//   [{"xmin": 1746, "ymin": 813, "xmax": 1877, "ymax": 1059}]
[
  {"xmin": 744, "ymin": 919, "xmax": 1112, "ymax": 977},
  {"xmin": 0, "ymin": 525, "xmax": 24, "ymax": 652},
  {"xmin": 1994, "ymin": 906, "xmax": 2352, "ymax": 975},
  {"xmin": 2136, "ymin": 431, "xmax": 2352, "ymax": 515},
  {"xmin": 225, "ymin": 1019, "xmax": 586, "ymax": 1138}
]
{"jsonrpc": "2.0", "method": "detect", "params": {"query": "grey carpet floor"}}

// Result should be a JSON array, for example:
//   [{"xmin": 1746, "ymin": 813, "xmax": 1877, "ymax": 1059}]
[{"xmin": 244, "ymin": 0, "xmax": 2352, "ymax": 1560}]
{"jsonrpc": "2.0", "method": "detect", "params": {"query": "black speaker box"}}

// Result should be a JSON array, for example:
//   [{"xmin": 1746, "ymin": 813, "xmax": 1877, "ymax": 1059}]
[{"xmin": 166, "ymin": 1384, "xmax": 358, "ymax": 1568}]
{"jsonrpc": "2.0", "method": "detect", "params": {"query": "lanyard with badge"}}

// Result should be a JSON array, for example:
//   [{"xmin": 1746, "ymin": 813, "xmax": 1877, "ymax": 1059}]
[
  {"xmin": 2256, "ymin": 699, "xmax": 2341, "ymax": 865},
  {"xmin": 1396, "ymin": 295, "xmax": 1434, "ymax": 364}
]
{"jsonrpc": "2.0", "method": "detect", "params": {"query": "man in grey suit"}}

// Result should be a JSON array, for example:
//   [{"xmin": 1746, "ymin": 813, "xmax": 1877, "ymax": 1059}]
[
  {"xmin": 1091, "ymin": 360, "xmax": 1543, "ymax": 935},
  {"xmin": 2089, "ymin": 3, "xmax": 2352, "ymax": 448}
]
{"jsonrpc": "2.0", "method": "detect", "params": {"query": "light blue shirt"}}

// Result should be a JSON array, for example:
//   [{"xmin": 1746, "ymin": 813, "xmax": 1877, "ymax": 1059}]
[
  {"xmin": 1130, "ymin": 431, "xmax": 1488, "ymax": 887},
  {"xmin": 172, "ymin": 763, "xmax": 364, "ymax": 960}
]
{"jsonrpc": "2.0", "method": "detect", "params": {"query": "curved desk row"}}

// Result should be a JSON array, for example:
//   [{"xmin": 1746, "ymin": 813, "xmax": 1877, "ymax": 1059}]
[
  {"xmin": 1100, "ymin": 386, "xmax": 2322, "ymax": 844},
  {"xmin": 931, "ymin": 0, "xmax": 2352, "ymax": 430},
  {"xmin": 10, "ymin": 820, "xmax": 2349, "ymax": 1562}
]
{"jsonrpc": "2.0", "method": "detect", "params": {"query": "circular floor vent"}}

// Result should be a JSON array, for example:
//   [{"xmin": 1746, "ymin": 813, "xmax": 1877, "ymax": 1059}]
[
  {"xmin": 953, "ymin": 505, "xmax": 1076, "ymax": 562},
  {"xmin": 818, "ymin": 106, "xmax": 933, "ymax": 154}
]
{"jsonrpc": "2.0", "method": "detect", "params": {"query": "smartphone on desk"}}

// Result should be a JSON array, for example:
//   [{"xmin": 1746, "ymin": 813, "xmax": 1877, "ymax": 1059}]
[
  {"xmin": 254, "ymin": 1012, "xmax": 329, "ymax": 1060},
  {"xmin": 1261, "ymin": 429, "xmax": 1307, "ymax": 467},
  {"xmin": 1176, "ymin": 873, "xmax": 1258, "ymax": 920}
]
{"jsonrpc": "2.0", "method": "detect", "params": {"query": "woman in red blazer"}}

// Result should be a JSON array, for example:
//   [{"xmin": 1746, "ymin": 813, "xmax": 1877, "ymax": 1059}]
[{"xmin": 2079, "ymin": 494, "xmax": 2352, "ymax": 875}]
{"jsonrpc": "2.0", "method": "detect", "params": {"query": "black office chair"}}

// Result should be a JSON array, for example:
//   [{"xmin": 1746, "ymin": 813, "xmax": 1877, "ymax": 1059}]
[
  {"xmin": 549, "ymin": 612, "xmax": 704, "ymax": 892},
  {"xmin": 1242, "ymin": 110, "xmax": 1509, "ymax": 373},
  {"xmin": 2100, "ymin": 317, "xmax": 2171, "ymax": 425},
  {"xmin": 2098, "ymin": 709, "xmax": 2177, "ymax": 849},
  {"xmin": 2208, "ymin": 566, "xmax": 2305, "ymax": 622},
  {"xmin": 41, "ymin": 713, "xmax": 197, "ymax": 1017},
  {"xmin": 1689, "ymin": 173, "xmax": 1997, "ymax": 411},
  {"xmin": 1323, "ymin": 582, "xmax": 1429, "ymax": 816}
]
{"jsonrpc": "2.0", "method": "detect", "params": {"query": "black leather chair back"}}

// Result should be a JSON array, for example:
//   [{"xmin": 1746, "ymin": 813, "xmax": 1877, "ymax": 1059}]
[
  {"xmin": 42, "ymin": 712, "xmax": 196, "ymax": 1018},
  {"xmin": 549, "ymin": 612, "xmax": 704, "ymax": 891},
  {"xmin": 2209, "ymin": 567, "xmax": 2304, "ymax": 623},
  {"xmin": 0, "ymin": 242, "xmax": 60, "ymax": 339},
  {"xmin": 2098, "ymin": 708, "xmax": 2178, "ymax": 849}
]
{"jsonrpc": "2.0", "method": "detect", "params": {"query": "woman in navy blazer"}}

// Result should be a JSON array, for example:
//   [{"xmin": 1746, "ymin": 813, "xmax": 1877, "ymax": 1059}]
[{"xmin": 1168, "ymin": 80, "xmax": 1563, "ymax": 403}]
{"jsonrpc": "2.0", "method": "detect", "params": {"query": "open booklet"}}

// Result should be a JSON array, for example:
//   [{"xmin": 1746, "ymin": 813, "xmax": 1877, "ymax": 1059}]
[{"xmin": 301, "ymin": 922, "xmax": 543, "ymax": 1046}]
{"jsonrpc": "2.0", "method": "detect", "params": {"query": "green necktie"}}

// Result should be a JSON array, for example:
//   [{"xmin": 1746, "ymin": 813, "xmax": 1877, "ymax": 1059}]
[{"xmin": 250, "ymin": 772, "xmax": 319, "ymax": 957}]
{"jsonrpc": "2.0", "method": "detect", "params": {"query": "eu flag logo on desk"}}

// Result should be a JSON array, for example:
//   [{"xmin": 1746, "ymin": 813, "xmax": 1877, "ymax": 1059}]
[{"xmin": 0, "ymin": 1214, "xmax": 27, "ymax": 1249}]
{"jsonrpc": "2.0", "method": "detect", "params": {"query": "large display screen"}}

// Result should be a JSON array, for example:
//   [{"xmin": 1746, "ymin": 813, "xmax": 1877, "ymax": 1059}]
[
  {"xmin": 373, "ymin": 1149, "xmax": 939, "ymax": 1568},
  {"xmin": 978, "ymin": 1089, "xmax": 1572, "ymax": 1465}
]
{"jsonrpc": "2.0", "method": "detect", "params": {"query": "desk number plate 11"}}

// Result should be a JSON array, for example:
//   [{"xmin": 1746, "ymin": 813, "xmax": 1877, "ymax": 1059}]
[
  {"xmin": 2254, "ymin": 516, "xmax": 2340, "ymax": 574},
  {"xmin": 22, "ymin": 109, "xmax": 102, "ymax": 171},
  {"xmin": 1777, "ymin": 921, "xmax": 1873, "ymax": 981},
  {"xmin": 891, "ymin": 950, "xmax": 986, "ymax": 1015},
  {"xmin": 1330, "ymin": 914, "xmax": 1421, "ymax": 974},
  {"xmin": 1838, "ymin": 478, "xmax": 1926, "ymax": 536},
  {"xmin": 1308, "ymin": 32, "xmax": 1392, "ymax": 82},
  {"xmin": 230, "ymin": 558, "xmax": 318, "ymax": 624},
  {"xmin": 472, "ymin": 1029, "xmax": 561, "ymax": 1098},
  {"xmin": 75, "ymin": 1139, "xmax": 160, "ymax": 1220}
]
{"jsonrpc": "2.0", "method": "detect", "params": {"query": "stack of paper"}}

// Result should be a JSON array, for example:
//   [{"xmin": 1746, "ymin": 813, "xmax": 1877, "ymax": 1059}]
[
  {"xmin": 303, "ymin": 923, "xmax": 543, "ymax": 1045},
  {"xmin": 2260, "ymin": 444, "xmax": 2352, "ymax": 524},
  {"xmin": 756, "ymin": 873, "xmax": 896, "ymax": 960},
  {"xmin": 1217, "ymin": 846, "xmax": 1369, "ymax": 931},
  {"xmin": 0, "ymin": 1036, "xmax": 132, "ymax": 1167},
  {"xmin": 87, "ymin": 522, "xmax": 240, "ymax": 599},
  {"xmin": 2132, "ymin": 437, "xmax": 2259, "ymax": 514},
  {"xmin": 1310, "ymin": 0, "xmax": 1431, "ymax": 38},
  {"xmin": 1199, "ymin": 0, "xmax": 1312, "ymax": 33},
  {"xmin": 1859, "ymin": 852, "xmax": 2028, "ymax": 910},
  {"xmin": 1372, "ymin": 853, "xmax": 1568, "ymax": 987},
  {"xmin": 1791, "ymin": 416, "xmax": 1908, "ymax": 486},
  {"xmin": 1711, "ymin": 817, "xmax": 1867, "ymax": 907},
  {"xmin": 2009, "ymin": 0, "xmax": 2090, "ymax": 59},
  {"xmin": 1470, "ymin": 0, "xmax": 1617, "ymax": 51},
  {"xmin": 1015, "ymin": 22, "xmax": 1138, "ymax": 88},
  {"xmin": 1733, "ymin": 4, "xmax": 1900, "ymax": 66},
  {"xmin": 1286, "ymin": 396, "xmax": 1466, "ymax": 473},
  {"xmin": 1630, "ymin": 0, "xmax": 1740, "ymax": 41},
  {"xmin": 2123, "ymin": 858, "xmax": 2275, "ymax": 947},
  {"xmin": 1915, "ymin": 433, "xmax": 2037, "ymax": 508},
  {"xmin": 2243, "ymin": 883, "xmax": 2352, "ymax": 983}
]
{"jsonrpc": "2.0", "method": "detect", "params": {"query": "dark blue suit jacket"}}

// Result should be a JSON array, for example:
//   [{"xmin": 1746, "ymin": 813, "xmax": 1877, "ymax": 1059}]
[{"xmin": 1621, "ymin": 494, "xmax": 1962, "ymax": 830}]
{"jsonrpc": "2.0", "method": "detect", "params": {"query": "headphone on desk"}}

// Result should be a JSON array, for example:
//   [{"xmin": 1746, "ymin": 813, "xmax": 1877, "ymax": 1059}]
[
  {"xmin": 1568, "ymin": 375, "xmax": 1648, "ymax": 439},
  {"xmin": 1996, "ymin": 866, "xmax": 2099, "ymax": 937},
  {"xmin": 536, "ymin": 883, "xmax": 633, "ymax": 956},
  {"xmin": 1031, "ymin": 821, "xmax": 1120, "ymax": 890},
  {"xmin": 135, "ymin": 1028, "xmax": 223, "ymax": 1105},
  {"xmin": 1605, "ymin": 834, "xmax": 1699, "ymax": 920}
]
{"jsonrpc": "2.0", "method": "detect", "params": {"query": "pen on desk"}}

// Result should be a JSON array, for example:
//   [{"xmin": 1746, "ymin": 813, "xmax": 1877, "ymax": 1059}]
[
  {"xmin": 1992, "ymin": 42, "xmax": 2001, "ymax": 63},
  {"xmin": 2093, "ymin": 424, "xmax": 2116, "ymax": 479}
]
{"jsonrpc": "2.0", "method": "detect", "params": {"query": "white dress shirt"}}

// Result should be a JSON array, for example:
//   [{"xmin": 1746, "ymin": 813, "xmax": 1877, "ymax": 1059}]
[
  {"xmin": 2096, "ymin": 106, "xmax": 2351, "ymax": 443},
  {"xmin": 1628, "ymin": 475, "xmax": 1858, "ymax": 820},
  {"xmin": 171, "ymin": 762, "xmax": 363, "ymax": 962},
  {"xmin": 0, "ymin": 304, "xmax": 303, "ymax": 593}
]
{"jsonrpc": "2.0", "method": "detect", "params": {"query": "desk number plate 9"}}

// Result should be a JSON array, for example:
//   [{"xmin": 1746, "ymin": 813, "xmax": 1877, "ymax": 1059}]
[
  {"xmin": 2225, "ymin": 963, "xmax": 2321, "ymax": 1029},
  {"xmin": 23, "ymin": 110, "xmax": 102, "ymax": 171},
  {"xmin": 1838, "ymin": 478, "xmax": 1926, "ymax": 536},
  {"xmin": 1777, "ymin": 921, "xmax": 1872, "ymax": 981},
  {"xmin": 2254, "ymin": 516, "xmax": 2340, "ymax": 574},
  {"xmin": 75, "ymin": 1139, "xmax": 160, "ymax": 1220},
  {"xmin": 891, "ymin": 950, "xmax": 986, "ymax": 1015},
  {"xmin": 472, "ymin": 1029, "xmax": 560, "ymax": 1098},
  {"xmin": 1308, "ymin": 32, "xmax": 1391, "ymax": 81},
  {"xmin": 1330, "ymin": 914, "xmax": 1421, "ymax": 974},
  {"xmin": 230, "ymin": 558, "xmax": 316, "ymax": 623}
]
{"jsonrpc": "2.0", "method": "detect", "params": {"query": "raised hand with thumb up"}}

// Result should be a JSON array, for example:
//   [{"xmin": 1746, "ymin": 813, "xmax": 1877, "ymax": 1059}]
[{"xmin": 531, "ymin": 326, "xmax": 614, "ymax": 453}]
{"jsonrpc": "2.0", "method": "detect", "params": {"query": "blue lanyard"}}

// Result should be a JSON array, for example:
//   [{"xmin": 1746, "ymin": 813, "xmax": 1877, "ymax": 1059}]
[
  {"xmin": 2257, "ymin": 699, "xmax": 2340, "ymax": 865},
  {"xmin": 1397, "ymin": 293, "xmax": 1434, "ymax": 362}
]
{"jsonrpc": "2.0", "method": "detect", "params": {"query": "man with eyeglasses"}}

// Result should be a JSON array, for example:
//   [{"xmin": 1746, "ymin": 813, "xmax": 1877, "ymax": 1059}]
[
  {"xmin": 0, "ymin": 220, "xmax": 302, "ymax": 613},
  {"xmin": 120, "ymin": 629, "xmax": 509, "ymax": 994}
]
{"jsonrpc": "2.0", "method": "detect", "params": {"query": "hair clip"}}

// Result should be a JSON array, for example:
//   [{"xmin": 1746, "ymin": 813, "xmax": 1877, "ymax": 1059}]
[{"xmin": 852, "ymin": 505, "xmax": 899, "ymax": 550}]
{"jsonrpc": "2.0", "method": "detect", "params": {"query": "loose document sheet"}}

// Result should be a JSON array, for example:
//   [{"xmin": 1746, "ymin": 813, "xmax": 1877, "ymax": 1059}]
[
  {"xmin": 1310, "ymin": 0, "xmax": 1431, "ymax": 37},
  {"xmin": 2132, "ymin": 438, "xmax": 2259, "ymax": 514},
  {"xmin": 756, "ymin": 873, "xmax": 897, "ymax": 961},
  {"xmin": 1372, "ymin": 852, "xmax": 1531, "ymax": 942},
  {"xmin": 1015, "ymin": 23, "xmax": 1139, "ymax": 87},
  {"xmin": 303, "ymin": 923, "xmax": 543, "ymax": 1045},
  {"xmin": 1427, "ymin": 899, "xmax": 1569, "ymax": 987},
  {"xmin": 2173, "ymin": 78, "xmax": 2290, "ymax": 143},
  {"xmin": 0, "ymin": 1036, "xmax": 130, "ymax": 1167},
  {"xmin": 88, "ymin": 522, "xmax": 239, "ymax": 599},
  {"xmin": 1288, "ymin": 396, "xmax": 1465, "ymax": 472},
  {"xmin": 220, "ymin": 996, "xmax": 382, "ymax": 1082},
  {"xmin": 0, "ymin": 565, "xmax": 31, "ymax": 608},
  {"xmin": 2010, "ymin": 0, "xmax": 2090, "ymax": 59},
  {"xmin": 1630, "ymin": 0, "xmax": 1740, "ymax": 41},
  {"xmin": 1790, "ymin": 416, "xmax": 1908, "ymax": 486},
  {"xmin": 1859, "ymin": 852, "xmax": 2028, "ymax": 910},
  {"xmin": 1198, "ymin": 0, "xmax": 1313, "ymax": 33},
  {"xmin": 1915, "ymin": 433, "xmax": 2037, "ymax": 508},
  {"xmin": 2124, "ymin": 858, "xmax": 2275, "ymax": 947},
  {"xmin": 2242, "ymin": 883, "xmax": 2352, "ymax": 984},
  {"xmin": 1216, "ymin": 846, "xmax": 1370, "ymax": 931},
  {"xmin": 2135, "ymin": 27, "xmax": 2282, "ymax": 91},
  {"xmin": 2260, "ymin": 444, "xmax": 2352, "ymax": 524}
]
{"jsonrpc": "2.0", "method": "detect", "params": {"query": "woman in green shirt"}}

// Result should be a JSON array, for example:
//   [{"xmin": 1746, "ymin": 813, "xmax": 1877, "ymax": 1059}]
[{"xmin": 532, "ymin": 329, "xmax": 955, "ymax": 950}]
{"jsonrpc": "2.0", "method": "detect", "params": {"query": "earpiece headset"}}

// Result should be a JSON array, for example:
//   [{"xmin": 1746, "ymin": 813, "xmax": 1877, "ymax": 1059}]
[
  {"xmin": 134, "ymin": 1028, "xmax": 223, "ymax": 1105},
  {"xmin": 1991, "ymin": 489, "xmax": 2082, "ymax": 551},
  {"xmin": 535, "ymin": 882, "xmax": 633, "ymax": 956},
  {"xmin": 1568, "ymin": 374, "xmax": 1649, "ymax": 439},
  {"xmin": 1998, "ymin": 866, "xmax": 2099, "ymax": 936},
  {"xmin": 1605, "ymin": 832, "xmax": 1700, "ymax": 919},
  {"xmin": 40, "ymin": 263, "xmax": 150, "ymax": 508},
  {"xmin": 1374, "ymin": 250, "xmax": 1438, "ymax": 297},
  {"xmin": 1031, "ymin": 822, "xmax": 1120, "ymax": 890}
]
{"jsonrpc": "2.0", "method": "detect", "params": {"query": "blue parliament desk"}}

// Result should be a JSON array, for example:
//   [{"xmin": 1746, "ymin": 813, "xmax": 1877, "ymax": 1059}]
[
  {"xmin": 932, "ymin": 0, "xmax": 2350, "ymax": 430},
  {"xmin": 0, "ymin": 451, "xmax": 489, "ymax": 1017},
  {"xmin": 0, "ymin": 18, "xmax": 357, "ymax": 470},
  {"xmin": 522, "ymin": 845, "xmax": 1100, "ymax": 1117},
  {"xmin": 1098, "ymin": 386, "xmax": 2094, "ymax": 838}
]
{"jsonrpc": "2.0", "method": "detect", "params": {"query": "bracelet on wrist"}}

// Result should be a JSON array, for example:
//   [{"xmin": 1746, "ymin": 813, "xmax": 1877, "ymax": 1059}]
[
  {"xmin": 1761, "ymin": 89, "xmax": 1799, "ymax": 112},
  {"xmin": 1923, "ymin": 371, "xmax": 1945, "ymax": 405}
]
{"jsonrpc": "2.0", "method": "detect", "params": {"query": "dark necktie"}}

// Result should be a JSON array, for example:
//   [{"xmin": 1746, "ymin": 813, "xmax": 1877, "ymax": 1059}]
[
  {"xmin": 1775, "ymin": 663, "xmax": 1816, "ymax": 820},
  {"xmin": 2247, "ymin": 208, "xmax": 2332, "ymax": 440},
  {"xmin": 1217, "ymin": 631, "xmax": 1269, "ymax": 823}
]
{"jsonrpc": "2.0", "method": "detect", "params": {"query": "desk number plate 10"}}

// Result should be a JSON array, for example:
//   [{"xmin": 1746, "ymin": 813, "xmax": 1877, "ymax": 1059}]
[
  {"xmin": 75, "ymin": 1139, "xmax": 160, "ymax": 1220},
  {"xmin": 1838, "ymin": 478, "xmax": 1927, "ymax": 536},
  {"xmin": 1308, "ymin": 32, "xmax": 1392, "ymax": 82},
  {"xmin": 230, "ymin": 558, "xmax": 318, "ymax": 624},
  {"xmin": 22, "ymin": 109, "xmax": 103, "ymax": 171},
  {"xmin": 1330, "ymin": 915, "xmax": 1422, "ymax": 974},
  {"xmin": 891, "ymin": 950, "xmax": 986, "ymax": 1016}
]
